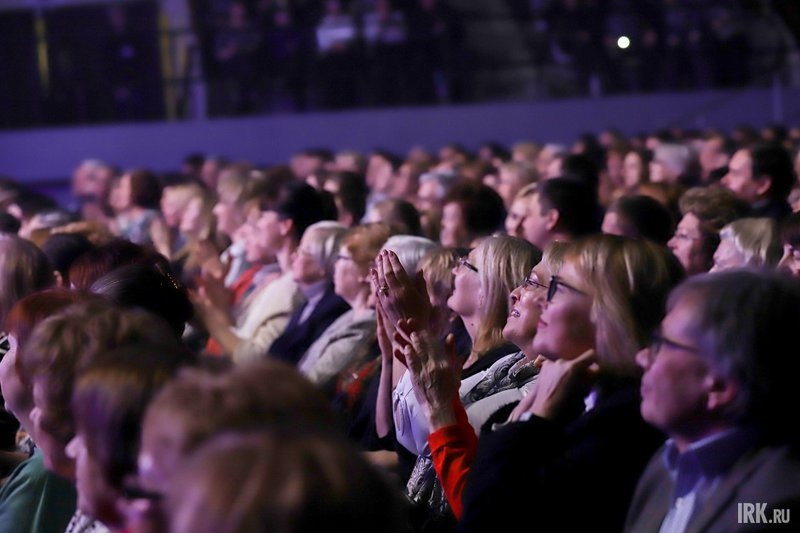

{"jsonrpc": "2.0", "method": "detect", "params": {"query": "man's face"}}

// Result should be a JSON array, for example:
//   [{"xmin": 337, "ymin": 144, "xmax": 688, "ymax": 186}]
[
  {"xmin": 722, "ymin": 149, "xmax": 761, "ymax": 204},
  {"xmin": 245, "ymin": 210, "xmax": 283, "ymax": 263},
  {"xmin": 521, "ymin": 193, "xmax": 551, "ymax": 249},
  {"xmin": 290, "ymin": 235, "xmax": 326, "ymax": 286},
  {"xmin": 637, "ymin": 294, "xmax": 716, "ymax": 444},
  {"xmin": 668, "ymin": 213, "xmax": 709, "ymax": 275}
]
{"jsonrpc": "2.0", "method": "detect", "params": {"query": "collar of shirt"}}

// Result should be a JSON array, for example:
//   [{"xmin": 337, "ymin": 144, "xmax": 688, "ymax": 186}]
[
  {"xmin": 298, "ymin": 279, "xmax": 330, "ymax": 324},
  {"xmin": 300, "ymin": 278, "xmax": 329, "ymax": 301},
  {"xmin": 252, "ymin": 262, "xmax": 281, "ymax": 285},
  {"xmin": 662, "ymin": 426, "xmax": 761, "ymax": 499}
]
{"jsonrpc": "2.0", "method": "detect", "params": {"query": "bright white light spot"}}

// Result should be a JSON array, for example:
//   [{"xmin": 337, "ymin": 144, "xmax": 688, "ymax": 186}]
[{"xmin": 617, "ymin": 36, "xmax": 630, "ymax": 49}]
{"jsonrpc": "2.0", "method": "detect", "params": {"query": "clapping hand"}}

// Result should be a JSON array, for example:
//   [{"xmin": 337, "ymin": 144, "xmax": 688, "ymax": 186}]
[
  {"xmin": 395, "ymin": 318, "xmax": 461, "ymax": 430},
  {"xmin": 514, "ymin": 350, "xmax": 599, "ymax": 422},
  {"xmin": 371, "ymin": 249, "xmax": 432, "ymax": 327}
]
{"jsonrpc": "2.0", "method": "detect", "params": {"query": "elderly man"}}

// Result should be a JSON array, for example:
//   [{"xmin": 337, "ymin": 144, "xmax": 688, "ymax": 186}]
[{"xmin": 628, "ymin": 269, "xmax": 800, "ymax": 532}]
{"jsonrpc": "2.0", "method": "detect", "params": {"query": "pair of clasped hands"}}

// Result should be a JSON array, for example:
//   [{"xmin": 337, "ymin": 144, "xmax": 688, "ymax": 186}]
[{"xmin": 369, "ymin": 250, "xmax": 598, "ymax": 428}]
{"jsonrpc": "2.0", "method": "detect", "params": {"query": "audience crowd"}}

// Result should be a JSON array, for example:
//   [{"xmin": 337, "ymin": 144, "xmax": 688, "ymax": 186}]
[
  {"xmin": 0, "ymin": 120, "xmax": 800, "ymax": 532},
  {"xmin": 198, "ymin": 0, "xmax": 800, "ymax": 113},
  {"xmin": 10, "ymin": 0, "xmax": 797, "ymax": 126}
]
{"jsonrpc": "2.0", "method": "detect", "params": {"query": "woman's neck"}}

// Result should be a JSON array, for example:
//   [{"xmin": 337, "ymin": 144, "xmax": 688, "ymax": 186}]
[
  {"xmin": 345, "ymin": 288, "xmax": 371, "ymax": 316},
  {"xmin": 461, "ymin": 314, "xmax": 478, "ymax": 344}
]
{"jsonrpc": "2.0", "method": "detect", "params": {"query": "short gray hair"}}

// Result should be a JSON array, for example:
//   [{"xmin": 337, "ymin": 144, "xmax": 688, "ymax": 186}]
[
  {"xmin": 300, "ymin": 221, "xmax": 348, "ymax": 278},
  {"xmin": 666, "ymin": 269, "xmax": 800, "ymax": 433}
]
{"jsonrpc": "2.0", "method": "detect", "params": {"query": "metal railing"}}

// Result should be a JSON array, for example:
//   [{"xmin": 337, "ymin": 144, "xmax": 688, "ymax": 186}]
[{"xmin": 1, "ymin": 0, "xmax": 798, "ymax": 129}]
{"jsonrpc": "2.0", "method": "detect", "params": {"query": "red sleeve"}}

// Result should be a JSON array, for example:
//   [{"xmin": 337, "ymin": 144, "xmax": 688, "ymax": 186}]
[{"xmin": 427, "ymin": 398, "xmax": 478, "ymax": 519}]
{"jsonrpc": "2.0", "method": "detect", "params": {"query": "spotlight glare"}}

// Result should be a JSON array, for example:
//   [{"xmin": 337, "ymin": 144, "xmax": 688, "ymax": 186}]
[{"xmin": 617, "ymin": 36, "xmax": 631, "ymax": 49}]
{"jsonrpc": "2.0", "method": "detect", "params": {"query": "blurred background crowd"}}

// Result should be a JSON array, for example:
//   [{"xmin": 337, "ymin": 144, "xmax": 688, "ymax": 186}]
[{"xmin": 1, "ymin": 0, "xmax": 799, "ymax": 127}]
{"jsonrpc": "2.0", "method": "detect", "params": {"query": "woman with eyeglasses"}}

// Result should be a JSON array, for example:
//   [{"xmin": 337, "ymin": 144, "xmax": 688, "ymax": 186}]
[
  {"xmin": 372, "ymin": 234, "xmax": 541, "ymax": 532},
  {"xmin": 397, "ymin": 234, "xmax": 685, "ymax": 532}
]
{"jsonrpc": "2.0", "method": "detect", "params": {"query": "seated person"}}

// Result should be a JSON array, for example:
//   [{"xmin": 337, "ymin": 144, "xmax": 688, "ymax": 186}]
[
  {"xmin": 709, "ymin": 217, "xmax": 782, "ymax": 272},
  {"xmin": 267, "ymin": 221, "xmax": 350, "ymax": 364},
  {"xmin": 667, "ymin": 186, "xmax": 751, "ymax": 276},
  {"xmin": 602, "ymin": 194, "xmax": 674, "ymax": 245},
  {"xmin": 628, "ymin": 269, "xmax": 800, "ymax": 531}
]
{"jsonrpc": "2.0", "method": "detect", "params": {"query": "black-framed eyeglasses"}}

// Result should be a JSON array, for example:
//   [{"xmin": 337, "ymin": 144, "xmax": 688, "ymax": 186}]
[
  {"xmin": 547, "ymin": 275, "xmax": 589, "ymax": 302},
  {"xmin": 522, "ymin": 274, "xmax": 548, "ymax": 291},
  {"xmin": 457, "ymin": 256, "xmax": 479, "ymax": 273},
  {"xmin": 649, "ymin": 332, "xmax": 698, "ymax": 357}
]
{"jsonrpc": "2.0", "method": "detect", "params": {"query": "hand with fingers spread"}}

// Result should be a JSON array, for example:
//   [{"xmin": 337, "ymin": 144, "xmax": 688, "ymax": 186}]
[
  {"xmin": 197, "ymin": 239, "xmax": 229, "ymax": 279},
  {"xmin": 196, "ymin": 269, "xmax": 233, "ymax": 312},
  {"xmin": 190, "ymin": 289, "xmax": 231, "ymax": 330},
  {"xmin": 526, "ymin": 349, "xmax": 600, "ymax": 421},
  {"xmin": 395, "ymin": 318, "xmax": 462, "ymax": 431},
  {"xmin": 371, "ymin": 250, "xmax": 432, "ymax": 327}
]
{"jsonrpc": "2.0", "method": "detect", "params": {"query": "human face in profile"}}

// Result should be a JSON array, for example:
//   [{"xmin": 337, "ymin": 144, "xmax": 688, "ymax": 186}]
[
  {"xmin": 503, "ymin": 263, "xmax": 549, "ymax": 352},
  {"xmin": 531, "ymin": 259, "xmax": 594, "ymax": 361},
  {"xmin": 637, "ymin": 293, "xmax": 714, "ymax": 450}
]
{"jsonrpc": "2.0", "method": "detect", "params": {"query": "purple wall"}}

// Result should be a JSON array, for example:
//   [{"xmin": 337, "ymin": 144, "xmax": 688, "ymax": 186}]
[{"xmin": 1, "ymin": 87, "xmax": 797, "ymax": 188}]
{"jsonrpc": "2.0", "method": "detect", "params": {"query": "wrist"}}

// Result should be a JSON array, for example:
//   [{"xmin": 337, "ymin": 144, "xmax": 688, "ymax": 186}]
[{"xmin": 427, "ymin": 403, "xmax": 457, "ymax": 430}]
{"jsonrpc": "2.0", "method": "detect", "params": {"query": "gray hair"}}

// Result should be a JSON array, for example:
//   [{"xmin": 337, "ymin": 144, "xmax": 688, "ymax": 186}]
[
  {"xmin": 381, "ymin": 235, "xmax": 440, "ymax": 274},
  {"xmin": 300, "ymin": 221, "xmax": 349, "ymax": 278},
  {"xmin": 666, "ymin": 269, "xmax": 800, "ymax": 433}
]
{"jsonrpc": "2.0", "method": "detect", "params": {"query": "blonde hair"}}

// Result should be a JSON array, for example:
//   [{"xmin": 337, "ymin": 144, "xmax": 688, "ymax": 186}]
[
  {"xmin": 512, "ymin": 181, "xmax": 538, "ymax": 202},
  {"xmin": 418, "ymin": 247, "xmax": 461, "ymax": 305},
  {"xmin": 216, "ymin": 162, "xmax": 254, "ymax": 203},
  {"xmin": 540, "ymin": 240, "xmax": 569, "ymax": 276},
  {"xmin": 341, "ymin": 222, "xmax": 393, "ymax": 269},
  {"xmin": 719, "ymin": 217, "xmax": 782, "ymax": 268},
  {"xmin": 171, "ymin": 185, "xmax": 219, "ymax": 273},
  {"xmin": 0, "ymin": 235, "xmax": 55, "ymax": 324},
  {"xmin": 567, "ymin": 234, "xmax": 685, "ymax": 377},
  {"xmin": 470, "ymin": 235, "xmax": 542, "ymax": 357},
  {"xmin": 500, "ymin": 161, "xmax": 538, "ymax": 186}
]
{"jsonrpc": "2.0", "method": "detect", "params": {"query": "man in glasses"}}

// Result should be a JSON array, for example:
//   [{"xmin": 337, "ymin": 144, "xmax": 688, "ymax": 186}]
[{"xmin": 627, "ymin": 269, "xmax": 800, "ymax": 532}]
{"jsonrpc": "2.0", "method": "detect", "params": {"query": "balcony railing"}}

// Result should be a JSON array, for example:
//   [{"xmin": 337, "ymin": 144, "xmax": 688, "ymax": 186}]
[{"xmin": 1, "ymin": 0, "xmax": 798, "ymax": 130}]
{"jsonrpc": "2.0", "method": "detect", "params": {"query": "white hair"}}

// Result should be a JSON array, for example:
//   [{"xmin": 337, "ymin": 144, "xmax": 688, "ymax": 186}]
[{"xmin": 380, "ymin": 235, "xmax": 440, "ymax": 273}]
